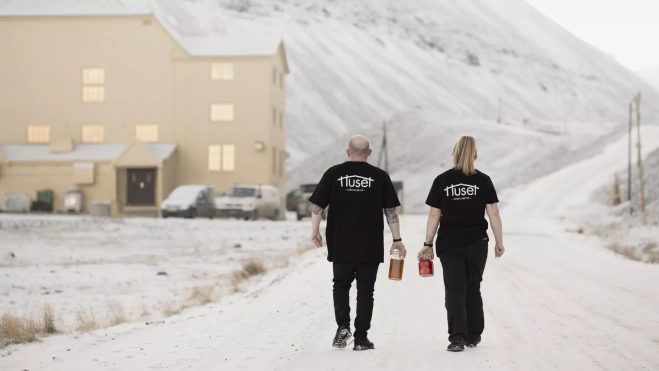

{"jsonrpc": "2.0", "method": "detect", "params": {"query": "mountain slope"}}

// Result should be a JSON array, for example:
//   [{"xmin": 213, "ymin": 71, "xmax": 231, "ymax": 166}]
[{"xmin": 185, "ymin": 0, "xmax": 659, "ymax": 164}]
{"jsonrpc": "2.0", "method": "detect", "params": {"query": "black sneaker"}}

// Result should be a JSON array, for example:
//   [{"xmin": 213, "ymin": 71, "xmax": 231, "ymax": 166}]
[
  {"xmin": 447, "ymin": 339, "xmax": 465, "ymax": 352},
  {"xmin": 466, "ymin": 337, "xmax": 481, "ymax": 348},
  {"xmin": 353, "ymin": 337, "xmax": 375, "ymax": 351},
  {"xmin": 332, "ymin": 325, "xmax": 352, "ymax": 349}
]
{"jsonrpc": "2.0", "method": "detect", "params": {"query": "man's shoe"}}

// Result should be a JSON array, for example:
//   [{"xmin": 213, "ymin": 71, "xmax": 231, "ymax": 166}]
[
  {"xmin": 353, "ymin": 337, "xmax": 375, "ymax": 351},
  {"xmin": 447, "ymin": 339, "xmax": 465, "ymax": 352},
  {"xmin": 466, "ymin": 337, "xmax": 481, "ymax": 348},
  {"xmin": 332, "ymin": 325, "xmax": 352, "ymax": 349}
]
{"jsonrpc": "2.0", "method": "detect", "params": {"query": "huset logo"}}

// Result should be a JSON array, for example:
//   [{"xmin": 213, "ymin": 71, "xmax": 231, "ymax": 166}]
[
  {"xmin": 338, "ymin": 175, "xmax": 374, "ymax": 190},
  {"xmin": 445, "ymin": 183, "xmax": 479, "ymax": 198}
]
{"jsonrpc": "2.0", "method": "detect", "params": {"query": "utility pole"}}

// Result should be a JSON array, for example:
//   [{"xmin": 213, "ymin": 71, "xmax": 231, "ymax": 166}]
[
  {"xmin": 377, "ymin": 120, "xmax": 389, "ymax": 172},
  {"xmin": 627, "ymin": 102, "xmax": 632, "ymax": 211},
  {"xmin": 634, "ymin": 93, "xmax": 646, "ymax": 221}
]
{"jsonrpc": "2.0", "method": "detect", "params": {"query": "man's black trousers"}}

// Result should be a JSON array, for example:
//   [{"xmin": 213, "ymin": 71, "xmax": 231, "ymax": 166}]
[
  {"xmin": 438, "ymin": 239, "xmax": 488, "ymax": 343},
  {"xmin": 332, "ymin": 262, "xmax": 379, "ymax": 339}
]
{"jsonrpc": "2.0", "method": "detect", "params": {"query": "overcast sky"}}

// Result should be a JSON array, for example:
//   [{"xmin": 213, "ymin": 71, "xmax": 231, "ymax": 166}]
[{"xmin": 525, "ymin": 0, "xmax": 659, "ymax": 71}]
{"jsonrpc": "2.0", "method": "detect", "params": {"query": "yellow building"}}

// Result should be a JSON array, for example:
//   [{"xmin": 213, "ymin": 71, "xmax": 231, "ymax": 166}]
[{"xmin": 0, "ymin": 1, "xmax": 289, "ymax": 216}]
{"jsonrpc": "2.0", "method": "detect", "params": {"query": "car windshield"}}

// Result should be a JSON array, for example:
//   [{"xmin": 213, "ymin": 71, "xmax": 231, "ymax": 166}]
[
  {"xmin": 227, "ymin": 187, "xmax": 256, "ymax": 198},
  {"xmin": 300, "ymin": 184, "xmax": 317, "ymax": 193}
]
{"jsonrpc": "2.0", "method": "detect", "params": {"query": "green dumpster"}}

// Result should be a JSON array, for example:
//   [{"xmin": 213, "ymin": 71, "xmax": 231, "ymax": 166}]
[{"xmin": 35, "ymin": 189, "xmax": 54, "ymax": 212}]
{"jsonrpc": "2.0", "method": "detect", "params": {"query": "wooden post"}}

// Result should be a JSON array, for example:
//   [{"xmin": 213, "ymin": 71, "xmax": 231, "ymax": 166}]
[
  {"xmin": 635, "ymin": 93, "xmax": 646, "ymax": 220},
  {"xmin": 612, "ymin": 174, "xmax": 621, "ymax": 206}
]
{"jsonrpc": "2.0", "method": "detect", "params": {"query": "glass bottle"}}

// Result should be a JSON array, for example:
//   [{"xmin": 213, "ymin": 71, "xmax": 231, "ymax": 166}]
[
  {"xmin": 388, "ymin": 249, "xmax": 404, "ymax": 281},
  {"xmin": 418, "ymin": 254, "xmax": 434, "ymax": 277}
]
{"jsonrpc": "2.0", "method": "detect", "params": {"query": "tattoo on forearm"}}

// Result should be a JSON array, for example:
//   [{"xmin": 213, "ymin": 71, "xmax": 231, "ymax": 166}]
[
  {"xmin": 384, "ymin": 208, "xmax": 399, "ymax": 224},
  {"xmin": 311, "ymin": 204, "xmax": 324, "ymax": 216}
]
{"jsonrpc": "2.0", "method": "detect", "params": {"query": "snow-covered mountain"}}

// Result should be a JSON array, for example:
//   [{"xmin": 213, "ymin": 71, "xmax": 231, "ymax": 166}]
[
  {"xmin": 637, "ymin": 65, "xmax": 659, "ymax": 92},
  {"xmin": 189, "ymin": 0, "xmax": 659, "ymax": 165}
]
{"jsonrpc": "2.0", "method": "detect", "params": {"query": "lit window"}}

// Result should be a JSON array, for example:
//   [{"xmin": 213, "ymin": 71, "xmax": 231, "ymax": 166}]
[
  {"xmin": 27, "ymin": 125, "xmax": 50, "ymax": 143},
  {"xmin": 82, "ymin": 86, "xmax": 105, "ymax": 102},
  {"xmin": 82, "ymin": 125, "xmax": 104, "ymax": 143},
  {"xmin": 209, "ymin": 145, "xmax": 235, "ymax": 171},
  {"xmin": 136, "ymin": 125, "xmax": 159, "ymax": 142},
  {"xmin": 222, "ymin": 145, "xmax": 235, "ymax": 171},
  {"xmin": 82, "ymin": 68, "xmax": 105, "ymax": 84},
  {"xmin": 211, "ymin": 63, "xmax": 234, "ymax": 81},
  {"xmin": 208, "ymin": 145, "xmax": 221, "ymax": 171},
  {"xmin": 211, "ymin": 104, "xmax": 234, "ymax": 122}
]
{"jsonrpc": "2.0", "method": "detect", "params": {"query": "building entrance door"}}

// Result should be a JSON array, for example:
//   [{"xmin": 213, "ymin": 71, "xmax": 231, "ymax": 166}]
[{"xmin": 127, "ymin": 168, "xmax": 156, "ymax": 206}]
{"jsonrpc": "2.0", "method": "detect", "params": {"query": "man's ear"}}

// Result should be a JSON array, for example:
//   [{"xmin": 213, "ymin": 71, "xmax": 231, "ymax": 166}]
[
  {"xmin": 475, "ymin": 154, "xmax": 478, "ymax": 160},
  {"xmin": 346, "ymin": 149, "xmax": 351, "ymax": 157},
  {"xmin": 368, "ymin": 149, "xmax": 373, "ymax": 156}
]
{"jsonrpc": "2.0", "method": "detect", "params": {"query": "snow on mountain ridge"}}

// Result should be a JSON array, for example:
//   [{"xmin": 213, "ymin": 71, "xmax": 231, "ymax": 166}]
[{"xmin": 199, "ymin": 0, "xmax": 659, "ymax": 163}]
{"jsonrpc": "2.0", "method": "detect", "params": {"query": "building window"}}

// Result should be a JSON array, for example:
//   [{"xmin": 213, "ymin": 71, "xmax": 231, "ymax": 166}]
[
  {"xmin": 222, "ymin": 144, "xmax": 235, "ymax": 171},
  {"xmin": 82, "ymin": 125, "xmax": 104, "ymax": 143},
  {"xmin": 279, "ymin": 72, "xmax": 284, "ymax": 89},
  {"xmin": 27, "ymin": 125, "xmax": 50, "ymax": 143},
  {"xmin": 279, "ymin": 149, "xmax": 285, "ymax": 177},
  {"xmin": 211, "ymin": 62, "xmax": 234, "ymax": 81},
  {"xmin": 209, "ymin": 145, "xmax": 222, "ymax": 171},
  {"xmin": 273, "ymin": 67, "xmax": 277, "ymax": 85},
  {"xmin": 136, "ymin": 125, "xmax": 159, "ymax": 142},
  {"xmin": 209, "ymin": 145, "xmax": 235, "ymax": 172},
  {"xmin": 82, "ymin": 68, "xmax": 105, "ymax": 84},
  {"xmin": 82, "ymin": 86, "xmax": 105, "ymax": 102},
  {"xmin": 272, "ymin": 107, "xmax": 277, "ymax": 126},
  {"xmin": 279, "ymin": 111, "xmax": 284, "ymax": 128},
  {"xmin": 211, "ymin": 103, "xmax": 234, "ymax": 122},
  {"xmin": 82, "ymin": 68, "xmax": 105, "ymax": 103},
  {"xmin": 272, "ymin": 147, "xmax": 277, "ymax": 174}
]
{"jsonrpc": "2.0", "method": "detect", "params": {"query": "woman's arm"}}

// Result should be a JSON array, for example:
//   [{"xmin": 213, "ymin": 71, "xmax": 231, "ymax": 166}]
[
  {"xmin": 418, "ymin": 207, "xmax": 441, "ymax": 259},
  {"xmin": 485, "ymin": 203, "xmax": 505, "ymax": 258}
]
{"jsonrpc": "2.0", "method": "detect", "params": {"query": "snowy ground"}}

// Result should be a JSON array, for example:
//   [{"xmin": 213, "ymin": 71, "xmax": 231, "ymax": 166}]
[
  {"xmin": 0, "ymin": 215, "xmax": 312, "ymax": 329},
  {"xmin": 1, "ymin": 130, "xmax": 659, "ymax": 370}
]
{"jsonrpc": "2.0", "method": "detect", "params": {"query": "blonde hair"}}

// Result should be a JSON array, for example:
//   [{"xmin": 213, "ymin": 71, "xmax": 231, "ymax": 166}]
[{"xmin": 453, "ymin": 136, "xmax": 477, "ymax": 176}]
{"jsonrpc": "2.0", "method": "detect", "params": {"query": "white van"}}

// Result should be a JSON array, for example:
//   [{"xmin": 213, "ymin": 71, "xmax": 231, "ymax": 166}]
[{"xmin": 215, "ymin": 185, "xmax": 281, "ymax": 220}]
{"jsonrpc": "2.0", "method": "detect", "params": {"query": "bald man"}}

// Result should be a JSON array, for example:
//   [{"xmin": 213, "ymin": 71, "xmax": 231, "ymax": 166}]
[{"xmin": 309, "ymin": 135, "xmax": 406, "ymax": 351}]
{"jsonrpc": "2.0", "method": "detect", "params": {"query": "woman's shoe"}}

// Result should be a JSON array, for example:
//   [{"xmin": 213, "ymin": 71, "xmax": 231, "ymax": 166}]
[
  {"xmin": 466, "ymin": 337, "xmax": 481, "ymax": 348},
  {"xmin": 447, "ymin": 339, "xmax": 465, "ymax": 352}
]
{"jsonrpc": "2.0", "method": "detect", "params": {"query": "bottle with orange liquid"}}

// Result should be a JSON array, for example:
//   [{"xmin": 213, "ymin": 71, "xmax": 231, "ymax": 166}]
[
  {"xmin": 418, "ymin": 254, "xmax": 434, "ymax": 277},
  {"xmin": 388, "ymin": 249, "xmax": 404, "ymax": 281}
]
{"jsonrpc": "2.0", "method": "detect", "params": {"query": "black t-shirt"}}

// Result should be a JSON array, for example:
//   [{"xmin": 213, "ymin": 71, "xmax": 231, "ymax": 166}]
[
  {"xmin": 425, "ymin": 168, "xmax": 499, "ymax": 252},
  {"xmin": 309, "ymin": 161, "xmax": 401, "ymax": 263}
]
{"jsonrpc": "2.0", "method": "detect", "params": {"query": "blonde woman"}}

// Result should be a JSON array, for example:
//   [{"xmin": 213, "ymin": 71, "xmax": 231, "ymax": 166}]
[{"xmin": 418, "ymin": 136, "xmax": 505, "ymax": 352}]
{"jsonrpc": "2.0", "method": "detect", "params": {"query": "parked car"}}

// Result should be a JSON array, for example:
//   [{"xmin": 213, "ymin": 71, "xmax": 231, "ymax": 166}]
[
  {"xmin": 296, "ymin": 183, "xmax": 327, "ymax": 221},
  {"xmin": 215, "ymin": 184, "xmax": 281, "ymax": 220},
  {"xmin": 161, "ymin": 185, "xmax": 215, "ymax": 219}
]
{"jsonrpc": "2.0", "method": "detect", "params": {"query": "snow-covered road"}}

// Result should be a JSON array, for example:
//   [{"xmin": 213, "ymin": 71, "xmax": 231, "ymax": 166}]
[{"xmin": 2, "ymin": 129, "xmax": 659, "ymax": 370}]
